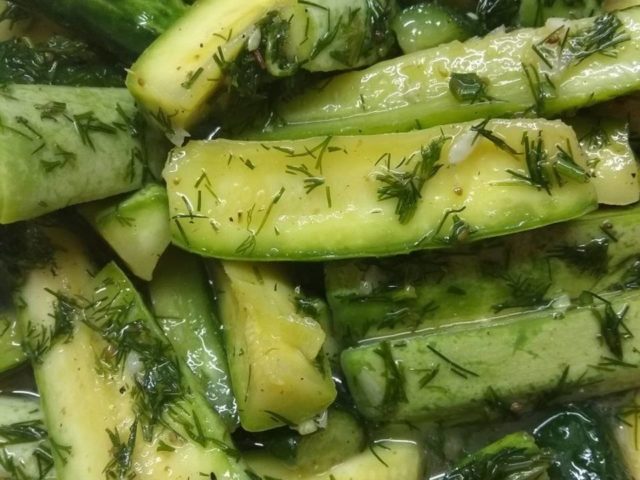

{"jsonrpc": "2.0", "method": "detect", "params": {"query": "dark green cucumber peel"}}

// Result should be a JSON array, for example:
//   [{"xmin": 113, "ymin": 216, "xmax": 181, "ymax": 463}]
[
  {"xmin": 325, "ymin": 205, "xmax": 640, "ymax": 344},
  {"xmin": 237, "ymin": 8, "xmax": 640, "ymax": 139},
  {"xmin": 0, "ymin": 35, "xmax": 124, "ymax": 87},
  {"xmin": 149, "ymin": 247, "xmax": 239, "ymax": 430},
  {"xmin": 443, "ymin": 432, "xmax": 551, "ymax": 480},
  {"xmin": 13, "ymin": 0, "xmax": 189, "ymax": 60},
  {"xmin": 534, "ymin": 404, "xmax": 633, "ymax": 480},
  {"xmin": 342, "ymin": 289, "xmax": 640, "ymax": 425}
]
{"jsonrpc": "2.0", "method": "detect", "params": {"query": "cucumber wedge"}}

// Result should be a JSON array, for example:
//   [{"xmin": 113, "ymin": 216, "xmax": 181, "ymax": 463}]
[
  {"xmin": 240, "ymin": 8, "xmax": 640, "ymax": 139},
  {"xmin": 0, "ymin": 394, "xmax": 55, "ymax": 480},
  {"xmin": 571, "ymin": 117, "xmax": 640, "ymax": 206},
  {"xmin": 342, "ymin": 289, "xmax": 640, "ymax": 425},
  {"xmin": 79, "ymin": 183, "xmax": 171, "ymax": 280},
  {"xmin": 616, "ymin": 391, "xmax": 640, "ymax": 476},
  {"xmin": 127, "ymin": 0, "xmax": 295, "ymax": 142},
  {"xmin": 210, "ymin": 261, "xmax": 336, "ymax": 432},
  {"xmin": 164, "ymin": 118, "xmax": 597, "ymax": 260},
  {"xmin": 17, "ymin": 228, "xmax": 252, "ymax": 479},
  {"xmin": 0, "ymin": 85, "xmax": 147, "ymax": 224},
  {"xmin": 325, "ymin": 204, "xmax": 640, "ymax": 343},
  {"xmin": 0, "ymin": 306, "xmax": 25, "ymax": 373},
  {"xmin": 149, "ymin": 247, "xmax": 238, "ymax": 429},
  {"xmin": 246, "ymin": 441, "xmax": 425, "ymax": 480}
]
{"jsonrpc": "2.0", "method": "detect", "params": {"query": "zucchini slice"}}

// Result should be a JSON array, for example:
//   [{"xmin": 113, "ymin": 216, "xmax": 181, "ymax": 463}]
[{"xmin": 164, "ymin": 118, "xmax": 596, "ymax": 260}]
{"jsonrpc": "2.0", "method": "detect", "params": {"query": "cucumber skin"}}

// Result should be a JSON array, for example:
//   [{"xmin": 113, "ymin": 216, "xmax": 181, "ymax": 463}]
[
  {"xmin": 534, "ymin": 404, "xmax": 632, "ymax": 480},
  {"xmin": 240, "ymin": 9, "xmax": 640, "ymax": 140},
  {"xmin": 325, "ymin": 205, "xmax": 640, "ymax": 343},
  {"xmin": 15, "ymin": 0, "xmax": 188, "ymax": 59},
  {"xmin": 149, "ymin": 248, "xmax": 239, "ymax": 430},
  {"xmin": 0, "ymin": 308, "xmax": 25, "ymax": 373},
  {"xmin": 165, "ymin": 118, "xmax": 597, "ymax": 260},
  {"xmin": 342, "ymin": 290, "xmax": 640, "ymax": 425}
]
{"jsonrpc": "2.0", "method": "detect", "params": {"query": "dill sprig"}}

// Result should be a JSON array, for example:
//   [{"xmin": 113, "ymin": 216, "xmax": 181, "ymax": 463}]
[
  {"xmin": 547, "ymin": 238, "xmax": 609, "ymax": 276},
  {"xmin": 584, "ymin": 291, "xmax": 631, "ymax": 359},
  {"xmin": 72, "ymin": 111, "xmax": 117, "ymax": 150},
  {"xmin": 427, "ymin": 345, "xmax": 479, "ymax": 379},
  {"xmin": 0, "ymin": 419, "xmax": 47, "ymax": 446},
  {"xmin": 506, "ymin": 131, "xmax": 551, "ymax": 193},
  {"xmin": 373, "ymin": 341, "xmax": 407, "ymax": 412},
  {"xmin": 567, "ymin": 13, "xmax": 630, "ymax": 64},
  {"xmin": 285, "ymin": 163, "xmax": 325, "ymax": 194},
  {"xmin": 522, "ymin": 63, "xmax": 556, "ymax": 115},
  {"xmin": 449, "ymin": 72, "xmax": 494, "ymax": 104},
  {"xmin": 492, "ymin": 273, "xmax": 551, "ymax": 313},
  {"xmin": 104, "ymin": 420, "xmax": 137, "ymax": 480},
  {"xmin": 609, "ymin": 258, "xmax": 640, "ymax": 292},
  {"xmin": 443, "ymin": 447, "xmax": 552, "ymax": 480},
  {"xmin": 21, "ymin": 288, "xmax": 80, "ymax": 364},
  {"xmin": 375, "ymin": 135, "xmax": 448, "ymax": 224},
  {"xmin": 471, "ymin": 119, "xmax": 519, "ymax": 156}
]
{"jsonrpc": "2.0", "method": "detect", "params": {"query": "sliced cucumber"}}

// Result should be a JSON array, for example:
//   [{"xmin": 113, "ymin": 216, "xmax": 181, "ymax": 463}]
[
  {"xmin": 149, "ymin": 247, "xmax": 238, "ymax": 429},
  {"xmin": 325, "ymin": 204, "xmax": 640, "ymax": 343},
  {"xmin": 342, "ymin": 289, "xmax": 640, "ymax": 425},
  {"xmin": 240, "ymin": 8, "xmax": 640, "ymax": 139},
  {"xmin": 165, "ymin": 118, "xmax": 596, "ymax": 260},
  {"xmin": 0, "ymin": 85, "xmax": 147, "ymax": 224},
  {"xmin": 0, "ymin": 305, "xmax": 25, "ymax": 373},
  {"xmin": 392, "ymin": 3, "xmax": 477, "ymax": 53},
  {"xmin": 210, "ymin": 261, "xmax": 336, "ymax": 431},
  {"xmin": 127, "ymin": 0, "xmax": 295, "ymax": 142},
  {"xmin": 571, "ymin": 117, "xmax": 639, "ymax": 205},
  {"xmin": 79, "ymin": 183, "xmax": 171, "ymax": 280},
  {"xmin": 0, "ymin": 394, "xmax": 55, "ymax": 480},
  {"xmin": 17, "ymin": 228, "xmax": 252, "ymax": 479},
  {"xmin": 246, "ymin": 441, "xmax": 425, "ymax": 480}
]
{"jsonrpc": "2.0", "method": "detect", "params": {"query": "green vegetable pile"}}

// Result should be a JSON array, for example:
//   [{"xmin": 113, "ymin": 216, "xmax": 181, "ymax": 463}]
[{"xmin": 0, "ymin": 0, "xmax": 640, "ymax": 479}]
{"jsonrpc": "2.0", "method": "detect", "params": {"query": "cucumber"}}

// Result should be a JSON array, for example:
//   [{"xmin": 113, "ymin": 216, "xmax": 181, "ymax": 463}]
[
  {"xmin": 0, "ymin": 85, "xmax": 148, "ymax": 224},
  {"xmin": 14, "ymin": 0, "xmax": 188, "ymax": 59},
  {"xmin": 164, "ymin": 118, "xmax": 597, "ymax": 260},
  {"xmin": 519, "ymin": 0, "xmax": 604, "ymax": 27},
  {"xmin": 392, "ymin": 3, "xmax": 477, "ymax": 53},
  {"xmin": 239, "ymin": 409, "xmax": 366, "ymax": 474},
  {"xmin": 246, "ymin": 441, "xmax": 425, "ymax": 480},
  {"xmin": 239, "ymin": 9, "xmax": 640, "ymax": 139},
  {"xmin": 534, "ymin": 404, "xmax": 632, "ymax": 479},
  {"xmin": 342, "ymin": 289, "xmax": 640, "ymax": 425},
  {"xmin": 127, "ymin": 0, "xmax": 296, "ymax": 143},
  {"xmin": 0, "ymin": 35, "xmax": 125, "ymax": 87},
  {"xmin": 444, "ymin": 432, "xmax": 550, "ymax": 480},
  {"xmin": 0, "ymin": 306, "xmax": 25, "ymax": 373},
  {"xmin": 17, "ymin": 229, "xmax": 252, "ymax": 479},
  {"xmin": 0, "ymin": 394, "xmax": 55, "ymax": 480},
  {"xmin": 263, "ymin": 0, "xmax": 397, "ymax": 73},
  {"xmin": 572, "ymin": 117, "xmax": 639, "ymax": 206},
  {"xmin": 616, "ymin": 391, "xmax": 640, "ymax": 477},
  {"xmin": 325, "ymin": 204, "xmax": 640, "ymax": 344},
  {"xmin": 79, "ymin": 183, "xmax": 171, "ymax": 280},
  {"xmin": 210, "ymin": 261, "xmax": 336, "ymax": 432},
  {"xmin": 149, "ymin": 247, "xmax": 238, "ymax": 429}
]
